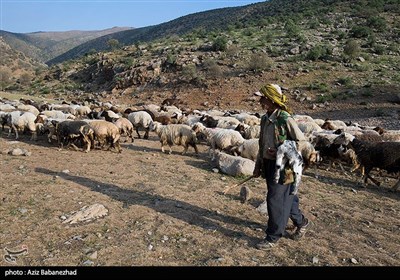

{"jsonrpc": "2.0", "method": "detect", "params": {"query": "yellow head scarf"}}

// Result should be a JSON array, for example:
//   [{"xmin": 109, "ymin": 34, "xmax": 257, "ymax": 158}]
[{"xmin": 259, "ymin": 84, "xmax": 292, "ymax": 113}]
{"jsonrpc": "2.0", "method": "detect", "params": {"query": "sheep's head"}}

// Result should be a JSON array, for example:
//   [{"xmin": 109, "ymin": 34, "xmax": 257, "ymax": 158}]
[
  {"xmin": 309, "ymin": 151, "xmax": 322, "ymax": 164},
  {"xmin": 149, "ymin": 121, "xmax": 161, "ymax": 132},
  {"xmin": 333, "ymin": 132, "xmax": 355, "ymax": 146},
  {"xmin": 192, "ymin": 122, "xmax": 205, "ymax": 133}
]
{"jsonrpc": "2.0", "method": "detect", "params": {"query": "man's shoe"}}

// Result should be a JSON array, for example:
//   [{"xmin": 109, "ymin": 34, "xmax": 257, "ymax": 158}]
[
  {"xmin": 292, "ymin": 218, "xmax": 311, "ymax": 241},
  {"xmin": 255, "ymin": 239, "xmax": 276, "ymax": 250},
  {"xmin": 240, "ymin": 186, "xmax": 252, "ymax": 204}
]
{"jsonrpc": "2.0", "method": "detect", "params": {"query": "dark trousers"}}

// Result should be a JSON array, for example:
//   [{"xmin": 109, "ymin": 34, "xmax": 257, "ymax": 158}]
[{"xmin": 263, "ymin": 159, "xmax": 304, "ymax": 243}]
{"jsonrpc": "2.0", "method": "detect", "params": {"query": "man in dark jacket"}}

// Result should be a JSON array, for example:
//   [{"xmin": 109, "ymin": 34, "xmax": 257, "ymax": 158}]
[{"xmin": 253, "ymin": 83, "xmax": 311, "ymax": 250}]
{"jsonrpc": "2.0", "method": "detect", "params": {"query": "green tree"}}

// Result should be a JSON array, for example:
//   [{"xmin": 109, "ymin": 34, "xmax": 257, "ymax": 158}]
[{"xmin": 107, "ymin": 39, "xmax": 120, "ymax": 50}]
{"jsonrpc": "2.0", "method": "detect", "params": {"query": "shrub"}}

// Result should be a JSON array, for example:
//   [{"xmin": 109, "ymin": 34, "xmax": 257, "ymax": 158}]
[
  {"xmin": 373, "ymin": 45, "xmax": 385, "ymax": 55},
  {"xmin": 309, "ymin": 82, "xmax": 329, "ymax": 93},
  {"xmin": 182, "ymin": 64, "xmax": 199, "ymax": 81},
  {"xmin": 306, "ymin": 44, "xmax": 332, "ymax": 61},
  {"xmin": 203, "ymin": 59, "xmax": 222, "ymax": 79},
  {"xmin": 212, "ymin": 37, "xmax": 227, "ymax": 52},
  {"xmin": 338, "ymin": 77, "xmax": 352, "ymax": 86},
  {"xmin": 247, "ymin": 53, "xmax": 272, "ymax": 73},
  {"xmin": 343, "ymin": 39, "xmax": 360, "ymax": 59},
  {"xmin": 19, "ymin": 72, "xmax": 32, "ymax": 86},
  {"xmin": 0, "ymin": 68, "xmax": 12, "ymax": 89},
  {"xmin": 350, "ymin": 26, "xmax": 372, "ymax": 38},
  {"xmin": 367, "ymin": 16, "xmax": 386, "ymax": 32},
  {"xmin": 315, "ymin": 94, "xmax": 332, "ymax": 103}
]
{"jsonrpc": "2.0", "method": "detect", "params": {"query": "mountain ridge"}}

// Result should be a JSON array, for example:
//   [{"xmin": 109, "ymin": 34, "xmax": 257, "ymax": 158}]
[{"xmin": 0, "ymin": 26, "xmax": 133, "ymax": 63}]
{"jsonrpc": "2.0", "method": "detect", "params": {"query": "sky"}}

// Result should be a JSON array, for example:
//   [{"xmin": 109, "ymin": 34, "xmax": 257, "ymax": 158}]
[{"xmin": 1, "ymin": 0, "xmax": 265, "ymax": 33}]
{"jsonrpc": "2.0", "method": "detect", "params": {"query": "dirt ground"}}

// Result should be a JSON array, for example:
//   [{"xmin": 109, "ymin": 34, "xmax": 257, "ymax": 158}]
[{"xmin": 1, "ymin": 121, "xmax": 399, "ymax": 267}]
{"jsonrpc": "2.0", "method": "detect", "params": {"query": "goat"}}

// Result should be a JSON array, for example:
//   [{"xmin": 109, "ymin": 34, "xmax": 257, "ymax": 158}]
[{"xmin": 274, "ymin": 140, "xmax": 304, "ymax": 195}]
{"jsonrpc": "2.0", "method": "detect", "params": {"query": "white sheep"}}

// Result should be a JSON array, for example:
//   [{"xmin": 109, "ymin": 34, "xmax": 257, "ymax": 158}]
[
  {"xmin": 40, "ymin": 110, "xmax": 76, "ymax": 120},
  {"xmin": 231, "ymin": 138, "xmax": 259, "ymax": 161},
  {"xmin": 7, "ymin": 111, "xmax": 38, "ymax": 140},
  {"xmin": 127, "ymin": 111, "xmax": 153, "ymax": 139},
  {"xmin": 232, "ymin": 113, "xmax": 260, "ymax": 126},
  {"xmin": 149, "ymin": 121, "xmax": 198, "ymax": 155},
  {"xmin": 192, "ymin": 122, "xmax": 244, "ymax": 160},
  {"xmin": 214, "ymin": 150, "xmax": 255, "ymax": 176}
]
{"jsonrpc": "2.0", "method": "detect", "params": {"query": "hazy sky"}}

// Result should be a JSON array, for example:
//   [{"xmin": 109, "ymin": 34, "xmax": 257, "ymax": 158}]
[{"xmin": 1, "ymin": 0, "xmax": 265, "ymax": 33}]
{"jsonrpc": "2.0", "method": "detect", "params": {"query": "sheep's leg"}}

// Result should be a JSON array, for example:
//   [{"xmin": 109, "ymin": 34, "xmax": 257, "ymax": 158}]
[
  {"xmin": 351, "ymin": 162, "xmax": 360, "ymax": 173},
  {"xmin": 390, "ymin": 179, "xmax": 400, "ymax": 192},
  {"xmin": 338, "ymin": 162, "xmax": 346, "ymax": 173},
  {"xmin": 83, "ymin": 137, "xmax": 91, "ymax": 153},
  {"xmin": 274, "ymin": 153, "xmax": 285, "ymax": 184},
  {"xmin": 69, "ymin": 143, "xmax": 81, "ymax": 151},
  {"xmin": 362, "ymin": 167, "xmax": 373, "ymax": 187},
  {"xmin": 135, "ymin": 127, "xmax": 141, "ymax": 139},
  {"xmin": 144, "ymin": 129, "xmax": 149, "ymax": 139},
  {"xmin": 367, "ymin": 174, "xmax": 381, "ymax": 187},
  {"xmin": 115, "ymin": 141, "xmax": 122, "ymax": 153},
  {"xmin": 291, "ymin": 162, "xmax": 303, "ymax": 195},
  {"xmin": 326, "ymin": 160, "xmax": 332, "ymax": 171},
  {"xmin": 313, "ymin": 164, "xmax": 319, "ymax": 179},
  {"xmin": 181, "ymin": 144, "xmax": 188, "ymax": 155},
  {"xmin": 160, "ymin": 141, "xmax": 165, "ymax": 153},
  {"xmin": 12, "ymin": 124, "xmax": 19, "ymax": 139},
  {"xmin": 30, "ymin": 131, "xmax": 37, "ymax": 141},
  {"xmin": 191, "ymin": 143, "xmax": 199, "ymax": 154}
]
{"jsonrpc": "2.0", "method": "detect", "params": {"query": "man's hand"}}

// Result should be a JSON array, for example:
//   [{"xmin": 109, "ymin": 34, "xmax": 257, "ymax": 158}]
[
  {"xmin": 253, "ymin": 168, "xmax": 261, "ymax": 178},
  {"xmin": 267, "ymin": 147, "xmax": 277, "ymax": 157}
]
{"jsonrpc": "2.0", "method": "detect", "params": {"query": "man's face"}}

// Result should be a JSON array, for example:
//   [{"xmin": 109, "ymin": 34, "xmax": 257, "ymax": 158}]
[{"xmin": 259, "ymin": 96, "xmax": 274, "ymax": 111}]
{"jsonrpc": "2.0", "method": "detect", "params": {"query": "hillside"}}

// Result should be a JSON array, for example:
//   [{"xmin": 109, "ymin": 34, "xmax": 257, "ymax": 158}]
[
  {"xmin": 0, "ymin": 27, "xmax": 133, "ymax": 63},
  {"xmin": 0, "ymin": 37, "xmax": 46, "ymax": 90},
  {"xmin": 2, "ymin": 0, "xmax": 400, "ymax": 126}
]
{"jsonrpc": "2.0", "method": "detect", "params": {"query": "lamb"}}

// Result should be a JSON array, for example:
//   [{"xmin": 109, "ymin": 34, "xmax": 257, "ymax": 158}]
[
  {"xmin": 234, "ymin": 123, "xmax": 260, "ymax": 139},
  {"xmin": 335, "ymin": 132, "xmax": 400, "ymax": 191},
  {"xmin": 230, "ymin": 138, "xmax": 259, "ymax": 161},
  {"xmin": 274, "ymin": 140, "xmax": 304, "ymax": 195},
  {"xmin": 214, "ymin": 150, "xmax": 255, "ymax": 177},
  {"xmin": 149, "ymin": 121, "xmax": 198, "ymax": 155}
]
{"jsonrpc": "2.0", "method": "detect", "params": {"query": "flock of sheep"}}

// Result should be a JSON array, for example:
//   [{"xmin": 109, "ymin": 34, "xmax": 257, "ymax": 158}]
[{"xmin": 1, "ymin": 96, "xmax": 399, "ymax": 192}]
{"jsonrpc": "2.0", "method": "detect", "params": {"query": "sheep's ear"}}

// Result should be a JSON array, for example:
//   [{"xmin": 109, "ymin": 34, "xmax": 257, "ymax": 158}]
[{"xmin": 51, "ymin": 120, "xmax": 58, "ymax": 127}]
